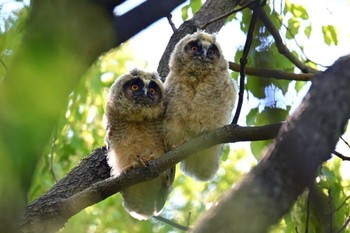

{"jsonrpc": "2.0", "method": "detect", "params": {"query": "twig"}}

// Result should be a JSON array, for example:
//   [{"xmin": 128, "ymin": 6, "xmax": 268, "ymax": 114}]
[
  {"xmin": 328, "ymin": 189, "xmax": 334, "ymax": 233},
  {"xmin": 186, "ymin": 211, "xmax": 191, "ymax": 227},
  {"xmin": 305, "ymin": 190, "xmax": 310, "ymax": 233},
  {"xmin": 0, "ymin": 58, "xmax": 8, "ymax": 71},
  {"xmin": 336, "ymin": 216, "xmax": 350, "ymax": 233},
  {"xmin": 154, "ymin": 215, "xmax": 190, "ymax": 231},
  {"xmin": 272, "ymin": 14, "xmax": 326, "ymax": 69},
  {"xmin": 334, "ymin": 196, "xmax": 350, "ymax": 213},
  {"xmin": 167, "ymin": 14, "xmax": 177, "ymax": 32},
  {"xmin": 256, "ymin": 7, "xmax": 320, "ymax": 74},
  {"xmin": 232, "ymin": 1, "xmax": 261, "ymax": 124},
  {"xmin": 200, "ymin": 1, "xmax": 254, "ymax": 29},
  {"xmin": 340, "ymin": 136, "xmax": 350, "ymax": 148},
  {"xmin": 50, "ymin": 125, "xmax": 58, "ymax": 183},
  {"xmin": 229, "ymin": 62, "xmax": 313, "ymax": 81},
  {"xmin": 332, "ymin": 151, "xmax": 350, "ymax": 161}
]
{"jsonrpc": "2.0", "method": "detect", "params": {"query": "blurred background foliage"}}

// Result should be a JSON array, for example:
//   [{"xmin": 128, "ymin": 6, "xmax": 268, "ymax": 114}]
[{"xmin": 1, "ymin": 0, "xmax": 349, "ymax": 232}]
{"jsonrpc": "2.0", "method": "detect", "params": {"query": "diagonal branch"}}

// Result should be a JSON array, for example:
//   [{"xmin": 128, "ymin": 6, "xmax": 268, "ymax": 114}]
[
  {"xmin": 256, "ymin": 7, "xmax": 320, "ymax": 74},
  {"xmin": 20, "ymin": 123, "xmax": 282, "ymax": 233},
  {"xmin": 191, "ymin": 55, "xmax": 350, "ymax": 233}
]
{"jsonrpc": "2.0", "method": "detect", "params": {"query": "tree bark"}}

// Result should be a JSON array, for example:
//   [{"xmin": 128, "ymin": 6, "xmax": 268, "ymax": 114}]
[
  {"xmin": 191, "ymin": 55, "xmax": 350, "ymax": 233},
  {"xmin": 20, "ymin": 124, "xmax": 281, "ymax": 233}
]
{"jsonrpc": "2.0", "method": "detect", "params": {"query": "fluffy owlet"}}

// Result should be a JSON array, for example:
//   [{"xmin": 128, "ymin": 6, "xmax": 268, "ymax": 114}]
[
  {"xmin": 164, "ymin": 31, "xmax": 237, "ymax": 181},
  {"xmin": 105, "ymin": 69, "xmax": 175, "ymax": 220}
]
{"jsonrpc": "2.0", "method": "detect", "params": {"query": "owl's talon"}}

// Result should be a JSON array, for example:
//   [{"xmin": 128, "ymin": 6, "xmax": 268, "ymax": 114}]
[{"xmin": 136, "ymin": 155, "xmax": 147, "ymax": 168}]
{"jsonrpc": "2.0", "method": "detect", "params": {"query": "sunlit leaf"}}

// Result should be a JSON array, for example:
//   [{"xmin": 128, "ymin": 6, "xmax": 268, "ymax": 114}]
[
  {"xmin": 290, "ymin": 4, "xmax": 309, "ymax": 20},
  {"xmin": 304, "ymin": 24, "xmax": 312, "ymax": 39},
  {"xmin": 322, "ymin": 25, "xmax": 338, "ymax": 46},
  {"xmin": 246, "ymin": 107, "xmax": 258, "ymax": 126},
  {"xmin": 190, "ymin": 0, "xmax": 202, "ymax": 15},
  {"xmin": 286, "ymin": 17, "xmax": 300, "ymax": 39},
  {"xmin": 181, "ymin": 5, "xmax": 189, "ymax": 21}
]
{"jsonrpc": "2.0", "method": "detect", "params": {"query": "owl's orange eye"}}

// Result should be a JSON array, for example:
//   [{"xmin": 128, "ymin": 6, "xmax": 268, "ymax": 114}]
[
  {"xmin": 131, "ymin": 84, "xmax": 139, "ymax": 91},
  {"xmin": 191, "ymin": 46, "xmax": 198, "ymax": 51},
  {"xmin": 149, "ymin": 88, "xmax": 156, "ymax": 95}
]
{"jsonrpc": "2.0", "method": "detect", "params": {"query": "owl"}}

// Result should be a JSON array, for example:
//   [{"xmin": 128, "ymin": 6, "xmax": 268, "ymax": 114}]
[
  {"xmin": 164, "ymin": 31, "xmax": 237, "ymax": 181},
  {"xmin": 105, "ymin": 69, "xmax": 175, "ymax": 220}
]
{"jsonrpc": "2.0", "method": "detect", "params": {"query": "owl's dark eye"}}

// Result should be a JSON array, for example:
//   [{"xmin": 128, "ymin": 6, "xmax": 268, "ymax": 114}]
[
  {"xmin": 149, "ymin": 88, "xmax": 156, "ymax": 95},
  {"xmin": 207, "ymin": 49, "xmax": 214, "ymax": 55},
  {"xmin": 131, "ymin": 84, "xmax": 139, "ymax": 91},
  {"xmin": 191, "ymin": 46, "xmax": 198, "ymax": 51}
]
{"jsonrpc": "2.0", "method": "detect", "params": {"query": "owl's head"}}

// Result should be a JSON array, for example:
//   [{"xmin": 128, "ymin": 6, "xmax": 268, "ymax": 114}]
[
  {"xmin": 107, "ymin": 69, "xmax": 165, "ymax": 121},
  {"xmin": 169, "ymin": 31, "xmax": 227, "ymax": 74}
]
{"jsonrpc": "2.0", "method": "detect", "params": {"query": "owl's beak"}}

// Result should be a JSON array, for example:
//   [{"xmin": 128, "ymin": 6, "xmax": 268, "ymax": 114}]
[{"xmin": 142, "ymin": 87, "xmax": 148, "ymax": 96}]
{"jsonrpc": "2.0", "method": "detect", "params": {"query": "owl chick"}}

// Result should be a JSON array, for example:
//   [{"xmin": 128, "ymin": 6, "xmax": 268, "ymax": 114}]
[
  {"xmin": 105, "ymin": 69, "xmax": 175, "ymax": 220},
  {"xmin": 164, "ymin": 31, "xmax": 237, "ymax": 181}
]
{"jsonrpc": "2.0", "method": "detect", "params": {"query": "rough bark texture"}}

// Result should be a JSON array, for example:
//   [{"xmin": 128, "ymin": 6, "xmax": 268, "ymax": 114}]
[
  {"xmin": 191, "ymin": 55, "xmax": 350, "ymax": 233},
  {"xmin": 20, "ymin": 124, "xmax": 281, "ymax": 233},
  {"xmin": 21, "ymin": 148, "xmax": 110, "ymax": 233}
]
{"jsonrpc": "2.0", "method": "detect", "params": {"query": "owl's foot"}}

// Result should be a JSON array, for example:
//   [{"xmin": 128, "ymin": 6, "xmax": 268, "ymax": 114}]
[
  {"xmin": 120, "ymin": 154, "xmax": 157, "ymax": 173},
  {"xmin": 136, "ymin": 155, "xmax": 147, "ymax": 168}
]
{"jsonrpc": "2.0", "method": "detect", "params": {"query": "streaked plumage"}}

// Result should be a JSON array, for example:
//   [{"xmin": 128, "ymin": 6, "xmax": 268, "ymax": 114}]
[
  {"xmin": 164, "ymin": 31, "xmax": 237, "ymax": 181},
  {"xmin": 105, "ymin": 69, "xmax": 175, "ymax": 220}
]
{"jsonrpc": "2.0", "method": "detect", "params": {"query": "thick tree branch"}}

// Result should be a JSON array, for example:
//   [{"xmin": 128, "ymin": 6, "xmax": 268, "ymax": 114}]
[
  {"xmin": 229, "ymin": 61, "xmax": 314, "ymax": 81},
  {"xmin": 191, "ymin": 55, "xmax": 350, "ymax": 233},
  {"xmin": 21, "ymin": 123, "xmax": 282, "ymax": 233},
  {"xmin": 113, "ymin": 0, "xmax": 186, "ymax": 44}
]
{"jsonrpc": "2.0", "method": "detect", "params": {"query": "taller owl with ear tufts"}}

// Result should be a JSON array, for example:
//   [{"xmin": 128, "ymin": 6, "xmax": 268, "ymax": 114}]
[
  {"xmin": 105, "ymin": 69, "xmax": 175, "ymax": 220},
  {"xmin": 164, "ymin": 31, "xmax": 237, "ymax": 181}
]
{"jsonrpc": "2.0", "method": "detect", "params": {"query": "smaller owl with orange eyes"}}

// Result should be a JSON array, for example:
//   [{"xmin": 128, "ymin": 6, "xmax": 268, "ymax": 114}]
[{"xmin": 105, "ymin": 69, "xmax": 175, "ymax": 220}]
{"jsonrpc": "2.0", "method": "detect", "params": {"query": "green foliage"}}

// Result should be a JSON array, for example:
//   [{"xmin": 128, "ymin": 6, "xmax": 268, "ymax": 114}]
[
  {"xmin": 322, "ymin": 25, "xmax": 338, "ymax": 46},
  {"xmin": 181, "ymin": 0, "xmax": 202, "ymax": 21},
  {"xmin": 2, "ymin": 0, "xmax": 349, "ymax": 232},
  {"xmin": 0, "ymin": 4, "xmax": 28, "ymax": 80}
]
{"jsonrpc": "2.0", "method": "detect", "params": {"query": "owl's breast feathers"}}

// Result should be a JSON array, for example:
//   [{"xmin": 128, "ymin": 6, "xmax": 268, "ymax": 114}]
[
  {"xmin": 107, "ymin": 120, "xmax": 164, "ymax": 175},
  {"xmin": 164, "ymin": 72, "xmax": 236, "ymax": 147}
]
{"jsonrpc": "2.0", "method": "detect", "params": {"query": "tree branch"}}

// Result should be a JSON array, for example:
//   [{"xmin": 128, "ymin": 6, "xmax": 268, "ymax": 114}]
[
  {"xmin": 256, "ymin": 7, "xmax": 320, "ymax": 74},
  {"xmin": 232, "ymin": 1, "xmax": 262, "ymax": 124},
  {"xmin": 20, "ymin": 123, "xmax": 282, "ymax": 233},
  {"xmin": 200, "ymin": 1, "xmax": 254, "ymax": 30},
  {"xmin": 113, "ymin": 0, "xmax": 186, "ymax": 44},
  {"xmin": 229, "ymin": 61, "xmax": 314, "ymax": 81},
  {"xmin": 332, "ymin": 151, "xmax": 350, "ymax": 161},
  {"xmin": 191, "ymin": 55, "xmax": 350, "ymax": 233}
]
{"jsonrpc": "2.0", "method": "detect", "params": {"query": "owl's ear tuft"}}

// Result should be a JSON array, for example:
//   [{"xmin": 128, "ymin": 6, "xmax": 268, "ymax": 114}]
[{"xmin": 129, "ymin": 69, "xmax": 142, "ymax": 77}]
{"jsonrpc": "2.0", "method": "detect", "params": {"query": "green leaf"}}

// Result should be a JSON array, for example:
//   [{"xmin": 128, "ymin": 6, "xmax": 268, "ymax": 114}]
[
  {"xmin": 246, "ymin": 75, "xmax": 267, "ymax": 99},
  {"xmin": 294, "ymin": 81, "xmax": 305, "ymax": 93},
  {"xmin": 290, "ymin": 4, "xmax": 309, "ymax": 20},
  {"xmin": 304, "ymin": 24, "xmax": 312, "ymax": 39},
  {"xmin": 250, "ymin": 140, "xmax": 272, "ymax": 159},
  {"xmin": 286, "ymin": 17, "xmax": 300, "ymax": 39},
  {"xmin": 181, "ymin": 5, "xmax": 189, "ymax": 21},
  {"xmin": 246, "ymin": 107, "xmax": 259, "ymax": 126},
  {"xmin": 190, "ymin": 0, "xmax": 202, "ymax": 15},
  {"xmin": 255, "ymin": 107, "xmax": 289, "ymax": 125},
  {"xmin": 322, "ymin": 25, "xmax": 338, "ymax": 46}
]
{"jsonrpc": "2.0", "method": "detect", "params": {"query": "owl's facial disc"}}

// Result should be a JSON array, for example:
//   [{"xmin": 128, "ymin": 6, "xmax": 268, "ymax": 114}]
[
  {"xmin": 184, "ymin": 40, "xmax": 220, "ymax": 61},
  {"xmin": 123, "ymin": 78, "xmax": 162, "ymax": 107}
]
